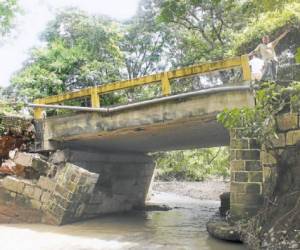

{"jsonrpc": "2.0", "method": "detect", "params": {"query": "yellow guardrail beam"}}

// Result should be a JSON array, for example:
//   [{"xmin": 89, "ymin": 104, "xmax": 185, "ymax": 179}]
[{"xmin": 33, "ymin": 55, "xmax": 250, "ymax": 119}]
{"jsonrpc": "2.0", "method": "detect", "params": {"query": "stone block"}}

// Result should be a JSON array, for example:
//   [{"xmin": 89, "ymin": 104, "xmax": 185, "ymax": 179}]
[
  {"xmin": 245, "ymin": 183, "xmax": 261, "ymax": 194},
  {"xmin": 236, "ymin": 150, "xmax": 260, "ymax": 160},
  {"xmin": 231, "ymin": 193, "xmax": 263, "ymax": 206},
  {"xmin": 286, "ymin": 130, "xmax": 300, "ymax": 145},
  {"xmin": 41, "ymin": 191, "xmax": 51, "ymax": 203},
  {"xmin": 248, "ymin": 139, "xmax": 260, "ymax": 149},
  {"xmin": 38, "ymin": 176, "xmax": 56, "ymax": 192},
  {"xmin": 31, "ymin": 158, "xmax": 50, "ymax": 174},
  {"xmin": 230, "ymin": 182, "xmax": 246, "ymax": 193},
  {"xmin": 234, "ymin": 172, "xmax": 248, "ymax": 182},
  {"xmin": 260, "ymin": 151, "xmax": 277, "ymax": 165},
  {"xmin": 49, "ymin": 150, "xmax": 68, "ymax": 164},
  {"xmin": 33, "ymin": 187, "xmax": 42, "ymax": 200},
  {"xmin": 230, "ymin": 150, "xmax": 236, "ymax": 161},
  {"xmin": 47, "ymin": 203, "xmax": 67, "ymax": 221},
  {"xmin": 230, "ymin": 161, "xmax": 245, "ymax": 171},
  {"xmin": 245, "ymin": 161, "xmax": 261, "ymax": 171},
  {"xmin": 64, "ymin": 181, "xmax": 78, "ymax": 193},
  {"xmin": 51, "ymin": 193, "xmax": 72, "ymax": 209},
  {"xmin": 0, "ymin": 187, "xmax": 14, "ymax": 204},
  {"xmin": 31, "ymin": 199, "xmax": 42, "ymax": 210},
  {"xmin": 271, "ymin": 133, "xmax": 286, "ymax": 148},
  {"xmin": 23, "ymin": 184, "xmax": 35, "ymax": 198},
  {"xmin": 276, "ymin": 113, "xmax": 298, "ymax": 131},
  {"xmin": 55, "ymin": 184, "xmax": 73, "ymax": 201},
  {"xmin": 230, "ymin": 139, "xmax": 249, "ymax": 149},
  {"xmin": 13, "ymin": 152, "xmax": 34, "ymax": 167},
  {"xmin": 249, "ymin": 171, "xmax": 263, "ymax": 182},
  {"xmin": 15, "ymin": 194, "xmax": 31, "ymax": 207},
  {"xmin": 2, "ymin": 177, "xmax": 25, "ymax": 193}
]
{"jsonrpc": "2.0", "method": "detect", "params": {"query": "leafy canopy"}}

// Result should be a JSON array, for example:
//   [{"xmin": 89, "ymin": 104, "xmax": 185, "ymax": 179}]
[{"xmin": 0, "ymin": 0, "xmax": 18, "ymax": 37}]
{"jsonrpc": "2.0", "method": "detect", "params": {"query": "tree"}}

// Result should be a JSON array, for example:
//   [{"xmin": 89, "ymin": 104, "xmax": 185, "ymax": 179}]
[
  {"xmin": 158, "ymin": 0, "xmax": 245, "ymax": 59},
  {"xmin": 12, "ymin": 9, "xmax": 124, "ymax": 101},
  {"xmin": 121, "ymin": 0, "xmax": 170, "ymax": 79},
  {"xmin": 0, "ymin": 0, "xmax": 18, "ymax": 37},
  {"xmin": 155, "ymin": 147, "xmax": 230, "ymax": 181}
]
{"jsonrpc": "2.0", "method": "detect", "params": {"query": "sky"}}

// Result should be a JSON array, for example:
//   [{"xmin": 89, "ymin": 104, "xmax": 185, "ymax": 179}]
[{"xmin": 0, "ymin": 0, "xmax": 140, "ymax": 87}]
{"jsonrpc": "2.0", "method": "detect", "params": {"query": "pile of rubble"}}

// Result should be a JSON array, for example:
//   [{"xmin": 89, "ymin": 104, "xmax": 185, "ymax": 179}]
[
  {"xmin": 0, "ymin": 150, "xmax": 56, "ymax": 179},
  {"xmin": 0, "ymin": 114, "xmax": 37, "ymax": 177}
]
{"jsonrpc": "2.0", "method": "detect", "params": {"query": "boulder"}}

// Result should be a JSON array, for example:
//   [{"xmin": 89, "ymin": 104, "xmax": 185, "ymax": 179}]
[{"xmin": 206, "ymin": 217, "xmax": 242, "ymax": 242}]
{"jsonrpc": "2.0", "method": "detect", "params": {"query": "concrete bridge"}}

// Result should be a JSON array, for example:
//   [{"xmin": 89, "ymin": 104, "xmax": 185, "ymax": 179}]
[
  {"xmin": 24, "ymin": 55, "xmax": 263, "ymax": 224},
  {"xmin": 39, "ymin": 85, "xmax": 254, "ymax": 152}
]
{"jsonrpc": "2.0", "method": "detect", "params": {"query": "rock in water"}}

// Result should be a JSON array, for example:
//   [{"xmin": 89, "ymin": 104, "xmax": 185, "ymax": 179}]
[{"xmin": 206, "ymin": 217, "xmax": 242, "ymax": 242}]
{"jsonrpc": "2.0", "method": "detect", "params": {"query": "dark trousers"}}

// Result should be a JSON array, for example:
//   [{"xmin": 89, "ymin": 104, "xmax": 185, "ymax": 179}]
[{"xmin": 262, "ymin": 60, "xmax": 278, "ymax": 81}]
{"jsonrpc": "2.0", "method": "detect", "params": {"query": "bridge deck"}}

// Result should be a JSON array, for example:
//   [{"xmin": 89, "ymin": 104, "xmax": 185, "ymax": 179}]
[{"xmin": 39, "ymin": 85, "xmax": 254, "ymax": 153}]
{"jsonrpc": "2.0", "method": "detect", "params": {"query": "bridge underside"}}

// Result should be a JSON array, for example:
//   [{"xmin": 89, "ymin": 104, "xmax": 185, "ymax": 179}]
[{"xmin": 63, "ymin": 117, "xmax": 228, "ymax": 153}]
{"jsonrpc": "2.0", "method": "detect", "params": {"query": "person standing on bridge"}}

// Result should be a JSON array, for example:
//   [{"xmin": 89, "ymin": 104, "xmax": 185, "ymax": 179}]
[{"xmin": 249, "ymin": 29, "xmax": 290, "ymax": 81}]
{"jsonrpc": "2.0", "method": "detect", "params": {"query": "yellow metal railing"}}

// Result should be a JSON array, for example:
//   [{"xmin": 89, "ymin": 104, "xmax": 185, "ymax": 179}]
[{"xmin": 33, "ymin": 55, "xmax": 251, "ymax": 119}]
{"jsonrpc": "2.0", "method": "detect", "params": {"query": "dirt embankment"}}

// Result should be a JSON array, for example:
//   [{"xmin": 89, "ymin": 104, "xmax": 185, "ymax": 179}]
[{"xmin": 152, "ymin": 179, "xmax": 230, "ymax": 201}]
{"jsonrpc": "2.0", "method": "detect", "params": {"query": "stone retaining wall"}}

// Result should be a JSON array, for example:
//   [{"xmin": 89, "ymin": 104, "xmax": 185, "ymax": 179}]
[
  {"xmin": 263, "ymin": 112, "xmax": 300, "ymax": 195},
  {"xmin": 229, "ymin": 112, "xmax": 300, "ymax": 220}
]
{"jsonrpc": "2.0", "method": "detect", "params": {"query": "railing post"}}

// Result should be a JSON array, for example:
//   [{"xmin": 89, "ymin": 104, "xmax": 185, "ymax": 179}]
[
  {"xmin": 91, "ymin": 87, "xmax": 100, "ymax": 107},
  {"xmin": 33, "ymin": 99, "xmax": 44, "ymax": 119},
  {"xmin": 241, "ymin": 55, "xmax": 251, "ymax": 81},
  {"xmin": 161, "ymin": 72, "xmax": 171, "ymax": 96}
]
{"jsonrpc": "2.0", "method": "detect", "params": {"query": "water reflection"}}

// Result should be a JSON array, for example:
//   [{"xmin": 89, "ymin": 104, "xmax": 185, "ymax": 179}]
[{"xmin": 0, "ymin": 192, "xmax": 245, "ymax": 250}]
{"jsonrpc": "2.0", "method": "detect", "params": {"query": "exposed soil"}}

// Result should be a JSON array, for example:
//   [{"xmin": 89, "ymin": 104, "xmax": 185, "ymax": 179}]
[{"xmin": 152, "ymin": 179, "xmax": 230, "ymax": 201}]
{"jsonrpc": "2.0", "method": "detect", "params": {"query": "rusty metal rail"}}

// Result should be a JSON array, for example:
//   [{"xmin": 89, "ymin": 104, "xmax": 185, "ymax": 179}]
[{"xmin": 33, "ymin": 55, "xmax": 251, "ymax": 119}]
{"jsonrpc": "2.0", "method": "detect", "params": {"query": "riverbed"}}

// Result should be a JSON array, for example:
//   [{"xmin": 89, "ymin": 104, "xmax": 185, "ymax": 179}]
[{"xmin": 0, "ymin": 181, "xmax": 245, "ymax": 250}]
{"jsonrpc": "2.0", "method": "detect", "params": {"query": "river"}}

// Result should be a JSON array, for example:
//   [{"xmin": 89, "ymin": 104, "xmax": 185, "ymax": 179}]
[{"xmin": 0, "ymin": 191, "xmax": 245, "ymax": 250}]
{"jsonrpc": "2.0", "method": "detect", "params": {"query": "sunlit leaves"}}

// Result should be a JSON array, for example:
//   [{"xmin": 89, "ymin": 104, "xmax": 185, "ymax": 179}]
[
  {"xmin": 12, "ymin": 9, "xmax": 124, "ymax": 100},
  {"xmin": 217, "ymin": 82, "xmax": 300, "ymax": 148},
  {"xmin": 0, "ymin": 0, "xmax": 18, "ymax": 36},
  {"xmin": 155, "ymin": 147, "xmax": 230, "ymax": 181}
]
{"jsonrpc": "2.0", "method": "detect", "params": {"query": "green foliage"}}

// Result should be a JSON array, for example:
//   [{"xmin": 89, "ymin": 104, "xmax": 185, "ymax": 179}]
[
  {"xmin": 0, "ymin": 100, "xmax": 25, "ymax": 135},
  {"xmin": 0, "ymin": 0, "xmax": 18, "ymax": 37},
  {"xmin": 158, "ymin": 0, "xmax": 243, "ymax": 62},
  {"xmin": 217, "ymin": 82, "xmax": 300, "ymax": 148},
  {"xmin": 231, "ymin": 2, "xmax": 300, "ymax": 55},
  {"xmin": 296, "ymin": 48, "xmax": 300, "ymax": 64},
  {"xmin": 12, "ymin": 9, "xmax": 124, "ymax": 101},
  {"xmin": 244, "ymin": 0, "xmax": 298, "ymax": 14},
  {"xmin": 154, "ymin": 147, "xmax": 230, "ymax": 181}
]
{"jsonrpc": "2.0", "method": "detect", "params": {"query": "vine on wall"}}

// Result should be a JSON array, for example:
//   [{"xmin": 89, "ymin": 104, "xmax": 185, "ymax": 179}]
[{"xmin": 217, "ymin": 81, "xmax": 300, "ymax": 150}]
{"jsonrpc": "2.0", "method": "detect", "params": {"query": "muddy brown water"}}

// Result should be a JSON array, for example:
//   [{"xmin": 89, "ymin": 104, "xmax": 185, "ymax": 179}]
[{"xmin": 0, "ymin": 192, "xmax": 245, "ymax": 250}]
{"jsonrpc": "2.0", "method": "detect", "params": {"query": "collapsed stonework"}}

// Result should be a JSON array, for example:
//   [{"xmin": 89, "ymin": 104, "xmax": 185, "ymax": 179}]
[
  {"xmin": 0, "ymin": 115, "xmax": 155, "ymax": 225},
  {"xmin": 0, "ymin": 150, "xmax": 155, "ymax": 225}
]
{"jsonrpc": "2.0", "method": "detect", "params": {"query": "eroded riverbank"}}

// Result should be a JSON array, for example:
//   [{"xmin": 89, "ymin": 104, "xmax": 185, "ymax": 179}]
[{"xmin": 0, "ymin": 181, "xmax": 245, "ymax": 250}]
